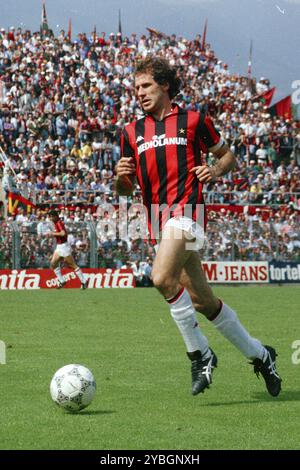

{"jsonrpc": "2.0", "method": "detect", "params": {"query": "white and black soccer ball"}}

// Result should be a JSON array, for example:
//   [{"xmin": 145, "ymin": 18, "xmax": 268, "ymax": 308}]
[{"xmin": 50, "ymin": 364, "xmax": 96, "ymax": 412}]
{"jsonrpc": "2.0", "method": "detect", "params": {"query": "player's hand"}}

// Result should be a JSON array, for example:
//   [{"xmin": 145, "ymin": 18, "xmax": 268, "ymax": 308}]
[
  {"xmin": 190, "ymin": 165, "xmax": 217, "ymax": 183},
  {"xmin": 115, "ymin": 157, "xmax": 136, "ymax": 178},
  {"xmin": 115, "ymin": 158, "xmax": 136, "ymax": 195}
]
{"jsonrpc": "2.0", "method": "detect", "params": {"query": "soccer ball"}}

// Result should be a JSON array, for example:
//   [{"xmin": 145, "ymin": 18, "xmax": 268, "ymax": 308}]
[{"xmin": 50, "ymin": 364, "xmax": 96, "ymax": 412}]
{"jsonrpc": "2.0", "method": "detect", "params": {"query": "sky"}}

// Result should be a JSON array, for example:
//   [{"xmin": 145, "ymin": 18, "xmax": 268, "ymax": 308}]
[{"xmin": 1, "ymin": 0, "xmax": 299, "ymax": 103}]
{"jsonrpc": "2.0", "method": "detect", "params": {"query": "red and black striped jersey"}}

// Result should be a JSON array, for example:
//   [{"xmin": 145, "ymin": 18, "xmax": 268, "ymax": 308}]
[
  {"xmin": 121, "ymin": 104, "xmax": 222, "ymax": 240},
  {"xmin": 54, "ymin": 220, "xmax": 68, "ymax": 244}
]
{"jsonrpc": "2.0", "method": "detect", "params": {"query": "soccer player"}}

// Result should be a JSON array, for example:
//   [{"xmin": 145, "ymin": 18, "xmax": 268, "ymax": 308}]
[
  {"xmin": 116, "ymin": 57, "xmax": 281, "ymax": 396},
  {"xmin": 47, "ymin": 210, "xmax": 87, "ymax": 289}
]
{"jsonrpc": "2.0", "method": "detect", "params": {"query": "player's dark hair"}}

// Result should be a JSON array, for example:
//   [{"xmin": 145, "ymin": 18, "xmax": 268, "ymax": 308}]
[
  {"xmin": 49, "ymin": 210, "xmax": 59, "ymax": 219},
  {"xmin": 135, "ymin": 56, "xmax": 181, "ymax": 99}
]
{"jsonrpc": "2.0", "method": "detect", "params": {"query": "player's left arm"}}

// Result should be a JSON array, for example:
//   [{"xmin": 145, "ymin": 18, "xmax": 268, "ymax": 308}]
[
  {"xmin": 190, "ymin": 115, "xmax": 236, "ymax": 183},
  {"xmin": 191, "ymin": 144, "xmax": 236, "ymax": 183}
]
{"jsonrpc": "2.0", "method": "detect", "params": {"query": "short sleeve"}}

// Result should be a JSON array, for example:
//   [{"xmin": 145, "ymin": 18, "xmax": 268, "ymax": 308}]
[
  {"xmin": 121, "ymin": 128, "xmax": 135, "ymax": 159},
  {"xmin": 198, "ymin": 115, "xmax": 225, "ymax": 153},
  {"xmin": 57, "ymin": 221, "xmax": 65, "ymax": 232}
]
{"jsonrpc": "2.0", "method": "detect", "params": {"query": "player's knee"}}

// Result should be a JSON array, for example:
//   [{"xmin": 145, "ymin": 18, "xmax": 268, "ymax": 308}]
[
  {"xmin": 152, "ymin": 271, "xmax": 177, "ymax": 297},
  {"xmin": 152, "ymin": 271, "xmax": 168, "ymax": 290}
]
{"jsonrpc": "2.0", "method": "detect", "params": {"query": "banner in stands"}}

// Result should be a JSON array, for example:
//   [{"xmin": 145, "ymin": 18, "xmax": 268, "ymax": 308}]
[
  {"xmin": 202, "ymin": 262, "xmax": 269, "ymax": 283},
  {"xmin": 7, "ymin": 192, "xmax": 36, "ymax": 216},
  {"xmin": 0, "ymin": 269, "xmax": 135, "ymax": 290},
  {"xmin": 269, "ymin": 262, "xmax": 300, "ymax": 283},
  {"xmin": 2, "ymin": 262, "xmax": 299, "ymax": 288}
]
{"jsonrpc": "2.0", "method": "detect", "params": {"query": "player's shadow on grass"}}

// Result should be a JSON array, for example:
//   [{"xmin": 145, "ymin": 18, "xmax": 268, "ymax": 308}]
[
  {"xmin": 252, "ymin": 390, "xmax": 300, "ymax": 402},
  {"xmin": 71, "ymin": 410, "xmax": 116, "ymax": 415},
  {"xmin": 205, "ymin": 390, "xmax": 300, "ymax": 406}
]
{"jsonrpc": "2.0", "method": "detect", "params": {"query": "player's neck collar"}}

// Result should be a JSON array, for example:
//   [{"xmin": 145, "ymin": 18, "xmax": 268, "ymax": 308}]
[{"xmin": 146, "ymin": 103, "xmax": 180, "ymax": 121}]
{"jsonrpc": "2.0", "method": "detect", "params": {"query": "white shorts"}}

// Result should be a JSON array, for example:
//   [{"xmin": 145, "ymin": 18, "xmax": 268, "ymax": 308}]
[
  {"xmin": 55, "ymin": 242, "xmax": 72, "ymax": 258},
  {"xmin": 155, "ymin": 216, "xmax": 205, "ymax": 252}
]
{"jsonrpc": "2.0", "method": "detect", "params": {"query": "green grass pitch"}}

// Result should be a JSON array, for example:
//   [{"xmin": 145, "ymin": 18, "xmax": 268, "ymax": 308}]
[{"xmin": 0, "ymin": 286, "xmax": 299, "ymax": 450}]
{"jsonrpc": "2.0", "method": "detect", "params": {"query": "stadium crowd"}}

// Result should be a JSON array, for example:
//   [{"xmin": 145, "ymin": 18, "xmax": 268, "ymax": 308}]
[{"xmin": 0, "ymin": 26, "xmax": 299, "ymax": 277}]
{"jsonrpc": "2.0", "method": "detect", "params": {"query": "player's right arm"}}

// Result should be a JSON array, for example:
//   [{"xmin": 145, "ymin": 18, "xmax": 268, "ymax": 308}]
[
  {"xmin": 115, "ymin": 157, "xmax": 136, "ymax": 196},
  {"xmin": 115, "ymin": 129, "xmax": 136, "ymax": 196}
]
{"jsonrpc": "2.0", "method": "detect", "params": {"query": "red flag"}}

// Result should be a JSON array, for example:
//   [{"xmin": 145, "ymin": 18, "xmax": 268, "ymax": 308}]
[
  {"xmin": 201, "ymin": 19, "xmax": 208, "ymax": 51},
  {"xmin": 260, "ymin": 87, "xmax": 276, "ymax": 107},
  {"xmin": 269, "ymin": 96, "xmax": 292, "ymax": 120},
  {"xmin": 67, "ymin": 18, "xmax": 72, "ymax": 42}
]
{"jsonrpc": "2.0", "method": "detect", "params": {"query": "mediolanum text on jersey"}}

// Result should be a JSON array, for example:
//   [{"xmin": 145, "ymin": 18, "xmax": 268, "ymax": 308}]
[{"xmin": 137, "ymin": 135, "xmax": 187, "ymax": 155}]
